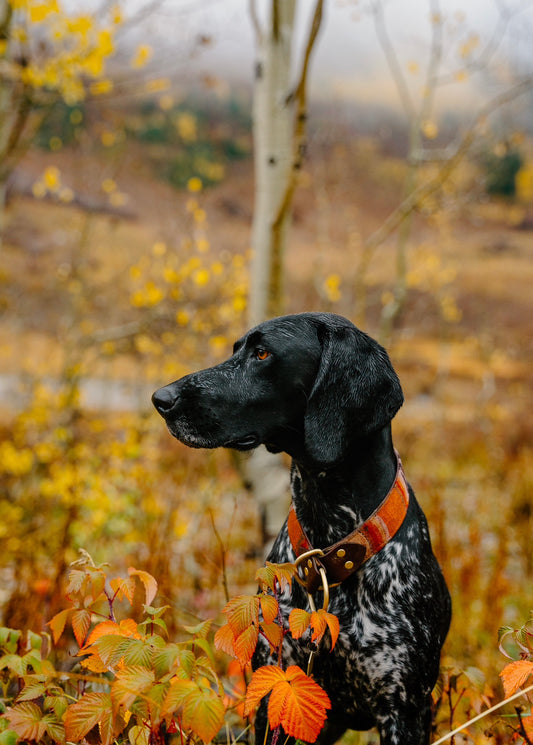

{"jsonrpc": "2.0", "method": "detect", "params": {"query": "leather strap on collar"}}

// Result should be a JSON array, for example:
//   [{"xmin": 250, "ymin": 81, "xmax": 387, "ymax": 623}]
[{"xmin": 288, "ymin": 453, "xmax": 410, "ymax": 594}]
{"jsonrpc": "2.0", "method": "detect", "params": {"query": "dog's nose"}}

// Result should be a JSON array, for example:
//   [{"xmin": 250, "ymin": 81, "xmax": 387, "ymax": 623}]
[{"xmin": 152, "ymin": 386, "xmax": 177, "ymax": 413}]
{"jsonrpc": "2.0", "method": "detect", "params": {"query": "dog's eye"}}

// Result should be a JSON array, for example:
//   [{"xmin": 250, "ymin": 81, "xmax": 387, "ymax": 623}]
[{"xmin": 255, "ymin": 348, "xmax": 270, "ymax": 361}]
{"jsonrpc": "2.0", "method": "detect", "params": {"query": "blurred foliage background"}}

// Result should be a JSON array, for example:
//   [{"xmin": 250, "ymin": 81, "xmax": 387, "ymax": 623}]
[{"xmin": 1, "ymin": 0, "xmax": 533, "ymax": 741}]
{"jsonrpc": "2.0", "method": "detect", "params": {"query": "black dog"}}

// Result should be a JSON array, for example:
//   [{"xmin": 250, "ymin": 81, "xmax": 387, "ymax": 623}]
[{"xmin": 152, "ymin": 312, "xmax": 451, "ymax": 745}]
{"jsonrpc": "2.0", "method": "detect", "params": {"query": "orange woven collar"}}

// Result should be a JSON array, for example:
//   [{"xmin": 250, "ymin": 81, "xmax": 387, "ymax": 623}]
[{"xmin": 288, "ymin": 453, "xmax": 410, "ymax": 594}]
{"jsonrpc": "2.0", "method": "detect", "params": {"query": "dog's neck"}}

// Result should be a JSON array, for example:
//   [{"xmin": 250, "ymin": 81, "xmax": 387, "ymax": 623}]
[{"xmin": 289, "ymin": 426, "xmax": 398, "ymax": 549}]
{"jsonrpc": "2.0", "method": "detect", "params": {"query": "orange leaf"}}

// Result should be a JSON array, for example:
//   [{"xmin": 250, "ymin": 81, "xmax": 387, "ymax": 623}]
[
  {"xmin": 223, "ymin": 594, "xmax": 260, "ymax": 637},
  {"xmin": 85, "ymin": 620, "xmax": 120, "ymax": 647},
  {"xmin": 255, "ymin": 562, "xmax": 295, "ymax": 593},
  {"xmin": 260, "ymin": 594, "xmax": 279, "ymax": 625},
  {"xmin": 500, "ymin": 660, "xmax": 533, "ymax": 697},
  {"xmin": 110, "ymin": 576, "xmax": 136, "ymax": 605},
  {"xmin": 181, "ymin": 684, "xmax": 226, "ymax": 743},
  {"xmin": 64, "ymin": 692, "xmax": 113, "ymax": 742},
  {"xmin": 48, "ymin": 609, "xmax": 70, "ymax": 644},
  {"xmin": 310, "ymin": 610, "xmax": 340, "ymax": 650},
  {"xmin": 72, "ymin": 609, "xmax": 92, "ymax": 647},
  {"xmin": 214, "ymin": 623, "xmax": 236, "ymax": 658},
  {"xmin": 233, "ymin": 624, "xmax": 259, "ymax": 667},
  {"xmin": 522, "ymin": 715, "xmax": 533, "ymax": 737},
  {"xmin": 244, "ymin": 665, "xmax": 331, "ymax": 742},
  {"xmin": 261, "ymin": 622, "xmax": 283, "ymax": 653},
  {"xmin": 128, "ymin": 568, "xmax": 158, "ymax": 606},
  {"xmin": 4, "ymin": 702, "xmax": 47, "ymax": 741},
  {"xmin": 288, "ymin": 609, "xmax": 312, "ymax": 640},
  {"xmin": 243, "ymin": 665, "xmax": 287, "ymax": 714}
]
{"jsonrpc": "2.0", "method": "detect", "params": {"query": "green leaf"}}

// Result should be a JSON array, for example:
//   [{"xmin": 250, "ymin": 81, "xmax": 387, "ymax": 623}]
[
  {"xmin": 120, "ymin": 638, "xmax": 154, "ymax": 668},
  {"xmin": 0, "ymin": 729, "xmax": 18, "ymax": 745},
  {"xmin": 0, "ymin": 654, "xmax": 25, "ymax": 677},
  {"xmin": 16, "ymin": 681, "xmax": 46, "ymax": 702},
  {"xmin": 187, "ymin": 636, "xmax": 216, "ymax": 666},
  {"xmin": 153, "ymin": 645, "xmax": 195, "ymax": 678},
  {"xmin": 90, "ymin": 634, "xmax": 128, "ymax": 667},
  {"xmin": 182, "ymin": 619, "xmax": 213, "ymax": 639},
  {"xmin": 0, "ymin": 629, "xmax": 21, "ymax": 653},
  {"xmin": 42, "ymin": 714, "xmax": 65, "ymax": 745},
  {"xmin": 44, "ymin": 695, "xmax": 69, "ymax": 720},
  {"xmin": 25, "ymin": 631, "xmax": 42, "ymax": 652}
]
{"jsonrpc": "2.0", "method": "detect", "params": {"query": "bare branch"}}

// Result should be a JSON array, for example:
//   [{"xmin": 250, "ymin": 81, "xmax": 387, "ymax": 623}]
[
  {"xmin": 364, "ymin": 73, "xmax": 533, "ymax": 255},
  {"xmin": 249, "ymin": 0, "xmax": 263, "ymax": 42},
  {"xmin": 371, "ymin": 0, "xmax": 416, "ymax": 121}
]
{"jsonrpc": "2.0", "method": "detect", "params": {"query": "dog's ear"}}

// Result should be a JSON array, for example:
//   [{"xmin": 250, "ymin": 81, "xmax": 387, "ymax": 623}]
[{"xmin": 304, "ymin": 323, "xmax": 403, "ymax": 465}]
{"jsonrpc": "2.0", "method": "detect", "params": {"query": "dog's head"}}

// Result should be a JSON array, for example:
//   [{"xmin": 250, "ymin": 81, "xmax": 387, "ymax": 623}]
[{"xmin": 152, "ymin": 313, "xmax": 403, "ymax": 466}]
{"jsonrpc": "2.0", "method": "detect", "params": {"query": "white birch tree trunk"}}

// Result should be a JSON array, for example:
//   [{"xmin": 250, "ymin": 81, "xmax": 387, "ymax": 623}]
[
  {"xmin": 247, "ymin": 0, "xmax": 323, "ymax": 550},
  {"xmin": 249, "ymin": 0, "xmax": 296, "ymax": 327}
]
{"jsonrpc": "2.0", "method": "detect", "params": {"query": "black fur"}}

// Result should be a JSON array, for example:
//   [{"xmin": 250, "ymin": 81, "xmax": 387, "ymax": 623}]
[{"xmin": 152, "ymin": 312, "xmax": 451, "ymax": 745}]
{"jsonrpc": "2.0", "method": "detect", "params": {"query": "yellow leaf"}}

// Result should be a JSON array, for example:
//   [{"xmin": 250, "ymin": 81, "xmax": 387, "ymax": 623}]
[
  {"xmin": 128, "ymin": 567, "xmax": 158, "ymax": 606},
  {"xmin": 223, "ymin": 594, "xmax": 260, "ymax": 637},
  {"xmin": 43, "ymin": 166, "xmax": 61, "ymax": 192},
  {"xmin": 131, "ymin": 43, "xmax": 152, "ymax": 68}
]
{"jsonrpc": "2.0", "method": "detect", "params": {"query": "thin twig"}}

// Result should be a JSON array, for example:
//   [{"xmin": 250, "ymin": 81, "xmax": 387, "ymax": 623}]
[
  {"xmin": 208, "ymin": 509, "xmax": 230, "ymax": 603},
  {"xmin": 432, "ymin": 683, "xmax": 533, "ymax": 745}
]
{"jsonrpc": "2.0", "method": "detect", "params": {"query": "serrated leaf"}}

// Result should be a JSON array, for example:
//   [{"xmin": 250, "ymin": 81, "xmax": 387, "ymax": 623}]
[
  {"xmin": 245, "ymin": 665, "xmax": 330, "ymax": 741},
  {"xmin": 42, "ymin": 714, "xmax": 65, "ymax": 744},
  {"xmin": 243, "ymin": 665, "xmax": 286, "ymax": 713},
  {"xmin": 260, "ymin": 595, "xmax": 279, "ymax": 625},
  {"xmin": 15, "ymin": 681, "xmax": 46, "ymax": 702},
  {"xmin": 233, "ymin": 625, "xmax": 259, "ymax": 667},
  {"xmin": 128, "ymin": 568, "xmax": 158, "ymax": 607},
  {"xmin": 0, "ymin": 654, "xmax": 25, "ymax": 677},
  {"xmin": 260, "ymin": 622, "xmax": 283, "ymax": 653},
  {"xmin": 187, "ymin": 636, "xmax": 216, "ymax": 666},
  {"xmin": 65, "ymin": 569, "xmax": 85, "ymax": 598},
  {"xmin": 48, "ymin": 610, "xmax": 70, "ymax": 645},
  {"xmin": 110, "ymin": 576, "xmax": 136, "ymax": 605},
  {"xmin": 85, "ymin": 634, "xmax": 126, "ymax": 668},
  {"xmin": 162, "ymin": 678, "xmax": 197, "ymax": 715},
  {"xmin": 214, "ymin": 624, "xmax": 236, "ymax": 658},
  {"xmin": 64, "ymin": 692, "xmax": 112, "ymax": 742},
  {"xmin": 153, "ymin": 645, "xmax": 195, "ymax": 678},
  {"xmin": 72, "ymin": 609, "xmax": 92, "ymax": 647},
  {"xmin": 288, "ymin": 609, "xmax": 312, "ymax": 640},
  {"xmin": 181, "ymin": 685, "xmax": 225, "ymax": 743},
  {"xmin": 44, "ymin": 695, "xmax": 68, "ymax": 720},
  {"xmin": 500, "ymin": 659, "xmax": 533, "ymax": 697},
  {"xmin": 120, "ymin": 638, "xmax": 154, "ymax": 668},
  {"xmin": 0, "ymin": 628, "xmax": 21, "ymax": 653},
  {"xmin": 129, "ymin": 723, "xmax": 150, "ymax": 745},
  {"xmin": 255, "ymin": 562, "xmax": 295, "ymax": 593},
  {"xmin": 3, "ymin": 702, "xmax": 46, "ymax": 741},
  {"xmin": 268, "ymin": 665, "xmax": 331, "ymax": 741},
  {"xmin": 311, "ymin": 610, "xmax": 340, "ymax": 650},
  {"xmin": 111, "ymin": 666, "xmax": 155, "ymax": 712},
  {"xmin": 223, "ymin": 595, "xmax": 260, "ymax": 637},
  {"xmin": 182, "ymin": 619, "xmax": 213, "ymax": 639}
]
